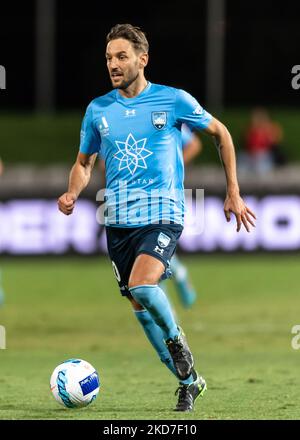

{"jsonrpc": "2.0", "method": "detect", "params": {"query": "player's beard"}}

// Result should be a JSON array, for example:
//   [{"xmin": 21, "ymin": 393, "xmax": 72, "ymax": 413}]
[{"xmin": 113, "ymin": 71, "xmax": 139, "ymax": 90}]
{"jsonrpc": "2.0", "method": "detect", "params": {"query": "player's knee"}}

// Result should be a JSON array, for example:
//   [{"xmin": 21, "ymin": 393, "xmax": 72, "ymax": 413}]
[
  {"xmin": 128, "ymin": 277, "xmax": 157, "ymax": 289},
  {"xmin": 129, "ymin": 284, "xmax": 157, "ymax": 309}
]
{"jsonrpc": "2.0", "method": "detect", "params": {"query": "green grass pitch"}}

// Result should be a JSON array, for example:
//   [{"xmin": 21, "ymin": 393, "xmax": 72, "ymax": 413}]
[{"xmin": 0, "ymin": 255, "xmax": 299, "ymax": 420}]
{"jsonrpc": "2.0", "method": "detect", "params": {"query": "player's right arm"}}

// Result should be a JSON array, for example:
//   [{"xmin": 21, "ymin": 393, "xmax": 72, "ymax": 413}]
[
  {"xmin": 58, "ymin": 152, "xmax": 98, "ymax": 215},
  {"xmin": 58, "ymin": 102, "xmax": 101, "ymax": 216}
]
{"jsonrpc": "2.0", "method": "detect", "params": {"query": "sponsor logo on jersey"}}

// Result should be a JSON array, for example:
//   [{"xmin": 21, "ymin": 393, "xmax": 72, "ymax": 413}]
[
  {"xmin": 152, "ymin": 111, "xmax": 167, "ymax": 130},
  {"xmin": 114, "ymin": 133, "xmax": 153, "ymax": 175},
  {"xmin": 99, "ymin": 116, "xmax": 110, "ymax": 136}
]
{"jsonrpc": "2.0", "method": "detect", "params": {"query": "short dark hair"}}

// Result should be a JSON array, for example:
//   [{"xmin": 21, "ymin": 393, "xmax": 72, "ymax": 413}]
[{"xmin": 106, "ymin": 24, "xmax": 149, "ymax": 53}]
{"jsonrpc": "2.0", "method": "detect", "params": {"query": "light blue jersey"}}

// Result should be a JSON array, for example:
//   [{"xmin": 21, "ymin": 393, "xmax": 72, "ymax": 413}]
[{"xmin": 79, "ymin": 82, "xmax": 212, "ymax": 227}]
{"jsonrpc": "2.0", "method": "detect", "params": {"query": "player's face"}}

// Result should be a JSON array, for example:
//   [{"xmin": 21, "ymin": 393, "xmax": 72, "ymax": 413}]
[{"xmin": 106, "ymin": 38, "xmax": 145, "ymax": 90}]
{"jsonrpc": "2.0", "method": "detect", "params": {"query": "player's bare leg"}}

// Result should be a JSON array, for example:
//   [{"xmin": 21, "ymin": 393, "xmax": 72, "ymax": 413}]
[{"xmin": 129, "ymin": 253, "xmax": 164, "ymax": 287}]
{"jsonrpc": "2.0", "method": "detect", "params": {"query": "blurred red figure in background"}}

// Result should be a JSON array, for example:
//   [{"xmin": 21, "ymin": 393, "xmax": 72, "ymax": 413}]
[{"xmin": 240, "ymin": 108, "xmax": 286, "ymax": 174}]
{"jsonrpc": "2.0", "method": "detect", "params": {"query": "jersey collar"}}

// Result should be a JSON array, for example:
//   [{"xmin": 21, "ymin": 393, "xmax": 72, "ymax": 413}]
[{"xmin": 115, "ymin": 81, "xmax": 152, "ymax": 104}]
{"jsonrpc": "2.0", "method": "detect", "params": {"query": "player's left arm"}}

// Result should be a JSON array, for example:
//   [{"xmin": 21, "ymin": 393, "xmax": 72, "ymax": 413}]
[{"xmin": 203, "ymin": 116, "xmax": 256, "ymax": 232}]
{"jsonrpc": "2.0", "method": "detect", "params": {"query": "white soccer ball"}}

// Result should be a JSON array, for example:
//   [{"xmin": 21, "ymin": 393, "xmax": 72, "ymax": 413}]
[{"xmin": 50, "ymin": 358, "xmax": 100, "ymax": 408}]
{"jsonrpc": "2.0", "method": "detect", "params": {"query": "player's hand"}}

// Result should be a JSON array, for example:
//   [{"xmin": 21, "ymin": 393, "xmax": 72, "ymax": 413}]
[
  {"xmin": 58, "ymin": 192, "xmax": 77, "ymax": 215},
  {"xmin": 224, "ymin": 193, "xmax": 256, "ymax": 232}
]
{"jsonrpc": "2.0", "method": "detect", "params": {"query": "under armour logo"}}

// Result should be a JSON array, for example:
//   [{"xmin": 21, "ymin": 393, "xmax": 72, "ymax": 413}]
[
  {"xmin": 154, "ymin": 246, "xmax": 164, "ymax": 256},
  {"xmin": 125, "ymin": 109, "xmax": 136, "ymax": 117}
]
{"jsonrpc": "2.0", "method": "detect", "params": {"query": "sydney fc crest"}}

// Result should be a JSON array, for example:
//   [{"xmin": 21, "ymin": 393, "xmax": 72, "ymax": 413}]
[
  {"xmin": 152, "ymin": 112, "xmax": 167, "ymax": 130},
  {"xmin": 157, "ymin": 232, "xmax": 171, "ymax": 248}
]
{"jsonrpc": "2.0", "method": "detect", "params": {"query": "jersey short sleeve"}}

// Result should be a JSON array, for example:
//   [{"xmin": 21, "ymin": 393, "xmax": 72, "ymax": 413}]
[
  {"xmin": 175, "ymin": 89, "xmax": 212, "ymax": 131},
  {"xmin": 79, "ymin": 104, "xmax": 101, "ymax": 155}
]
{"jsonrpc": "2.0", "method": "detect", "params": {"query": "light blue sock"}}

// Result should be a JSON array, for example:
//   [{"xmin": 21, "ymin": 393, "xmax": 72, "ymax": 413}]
[
  {"xmin": 134, "ymin": 309, "xmax": 194, "ymax": 385},
  {"xmin": 129, "ymin": 284, "xmax": 179, "ymax": 341}
]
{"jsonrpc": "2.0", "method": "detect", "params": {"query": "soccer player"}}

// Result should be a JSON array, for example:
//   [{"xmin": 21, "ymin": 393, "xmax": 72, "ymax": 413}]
[{"xmin": 58, "ymin": 24, "xmax": 256, "ymax": 412}]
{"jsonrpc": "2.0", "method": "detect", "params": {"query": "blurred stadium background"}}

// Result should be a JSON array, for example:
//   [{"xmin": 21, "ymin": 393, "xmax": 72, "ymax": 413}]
[{"xmin": 0, "ymin": 0, "xmax": 300, "ymax": 420}]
